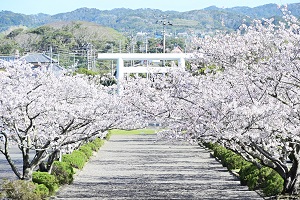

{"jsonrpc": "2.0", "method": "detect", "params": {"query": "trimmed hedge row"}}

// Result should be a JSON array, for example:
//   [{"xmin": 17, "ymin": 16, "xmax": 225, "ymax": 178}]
[
  {"xmin": 210, "ymin": 144, "xmax": 248, "ymax": 170},
  {"xmin": 0, "ymin": 137, "xmax": 106, "ymax": 200},
  {"xmin": 104, "ymin": 130, "xmax": 112, "ymax": 140},
  {"xmin": 32, "ymin": 172, "xmax": 59, "ymax": 195},
  {"xmin": 62, "ymin": 137, "xmax": 105, "ymax": 169},
  {"xmin": 202, "ymin": 142, "xmax": 284, "ymax": 197},
  {"xmin": 52, "ymin": 161, "xmax": 74, "ymax": 185},
  {"xmin": 62, "ymin": 150, "xmax": 88, "ymax": 169},
  {"xmin": 0, "ymin": 180, "xmax": 48, "ymax": 200},
  {"xmin": 239, "ymin": 163, "xmax": 284, "ymax": 196}
]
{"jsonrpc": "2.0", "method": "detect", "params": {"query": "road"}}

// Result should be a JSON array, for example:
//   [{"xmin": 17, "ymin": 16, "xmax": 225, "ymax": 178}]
[
  {"xmin": 0, "ymin": 146, "xmax": 23, "ymax": 180},
  {"xmin": 53, "ymin": 134, "xmax": 262, "ymax": 200}
]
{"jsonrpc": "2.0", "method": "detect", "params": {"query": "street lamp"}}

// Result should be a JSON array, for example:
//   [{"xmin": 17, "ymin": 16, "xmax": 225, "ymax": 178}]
[{"xmin": 156, "ymin": 15, "xmax": 173, "ymax": 53}]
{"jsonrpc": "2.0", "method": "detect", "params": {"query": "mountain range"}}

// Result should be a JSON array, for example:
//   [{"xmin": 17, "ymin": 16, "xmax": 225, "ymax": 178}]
[{"xmin": 0, "ymin": 3, "xmax": 300, "ymax": 35}]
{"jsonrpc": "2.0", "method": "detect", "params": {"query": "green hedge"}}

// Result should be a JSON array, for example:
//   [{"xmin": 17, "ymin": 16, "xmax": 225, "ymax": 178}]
[
  {"xmin": 61, "ymin": 138, "xmax": 105, "ymax": 170},
  {"xmin": 262, "ymin": 170, "xmax": 284, "ymax": 196},
  {"xmin": 92, "ymin": 137, "xmax": 105, "ymax": 149},
  {"xmin": 0, "ymin": 180, "xmax": 43, "ymax": 200},
  {"xmin": 0, "ymin": 137, "xmax": 106, "ymax": 200},
  {"xmin": 32, "ymin": 172, "xmax": 59, "ymax": 195},
  {"xmin": 85, "ymin": 140, "xmax": 98, "ymax": 152},
  {"xmin": 239, "ymin": 162, "xmax": 257, "ymax": 186},
  {"xmin": 239, "ymin": 163, "xmax": 260, "ymax": 190},
  {"xmin": 79, "ymin": 145, "xmax": 93, "ymax": 159},
  {"xmin": 204, "ymin": 143, "xmax": 247, "ymax": 170},
  {"xmin": 202, "ymin": 141, "xmax": 284, "ymax": 196},
  {"xmin": 62, "ymin": 150, "xmax": 88, "ymax": 169},
  {"xmin": 34, "ymin": 183, "xmax": 49, "ymax": 199},
  {"xmin": 239, "ymin": 163, "xmax": 284, "ymax": 196},
  {"xmin": 51, "ymin": 161, "xmax": 75, "ymax": 185},
  {"xmin": 104, "ymin": 131, "xmax": 112, "ymax": 140}
]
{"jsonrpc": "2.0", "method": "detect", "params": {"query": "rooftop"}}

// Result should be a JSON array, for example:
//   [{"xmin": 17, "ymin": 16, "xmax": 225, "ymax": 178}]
[{"xmin": 21, "ymin": 53, "xmax": 58, "ymax": 63}]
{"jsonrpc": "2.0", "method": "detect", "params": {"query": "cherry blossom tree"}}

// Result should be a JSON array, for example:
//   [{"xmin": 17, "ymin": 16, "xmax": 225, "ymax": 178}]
[
  {"xmin": 188, "ymin": 8, "xmax": 300, "ymax": 194},
  {"xmin": 123, "ymin": 7, "xmax": 300, "ymax": 194},
  {"xmin": 0, "ymin": 60, "xmax": 134, "ymax": 180}
]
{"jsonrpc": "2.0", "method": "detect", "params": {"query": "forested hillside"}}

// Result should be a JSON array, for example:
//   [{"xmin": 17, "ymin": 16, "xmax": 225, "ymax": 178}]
[
  {"xmin": 0, "ymin": 3, "xmax": 299, "ymax": 71},
  {"xmin": 0, "ymin": 21, "xmax": 126, "ymax": 69},
  {"xmin": 0, "ymin": 3, "xmax": 299, "ymax": 33}
]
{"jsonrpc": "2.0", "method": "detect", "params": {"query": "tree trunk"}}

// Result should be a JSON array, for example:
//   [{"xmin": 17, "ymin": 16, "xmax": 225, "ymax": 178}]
[
  {"xmin": 282, "ymin": 153, "xmax": 300, "ymax": 194},
  {"xmin": 22, "ymin": 148, "xmax": 32, "ymax": 180},
  {"xmin": 37, "ymin": 150, "xmax": 60, "ymax": 174},
  {"xmin": 46, "ymin": 150, "xmax": 60, "ymax": 174},
  {"xmin": 22, "ymin": 167, "xmax": 33, "ymax": 181},
  {"xmin": 39, "ymin": 162, "xmax": 48, "ymax": 172}
]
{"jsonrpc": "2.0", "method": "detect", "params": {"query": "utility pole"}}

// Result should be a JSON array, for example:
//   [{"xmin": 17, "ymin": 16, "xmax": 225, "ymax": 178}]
[
  {"xmin": 156, "ymin": 15, "xmax": 172, "ymax": 67},
  {"xmin": 110, "ymin": 43, "xmax": 114, "ymax": 76},
  {"xmin": 156, "ymin": 15, "xmax": 172, "ymax": 53},
  {"xmin": 144, "ymin": 34, "xmax": 148, "ymax": 53},
  {"xmin": 86, "ymin": 43, "xmax": 92, "ymax": 70},
  {"xmin": 49, "ymin": 45, "xmax": 53, "ymax": 64},
  {"xmin": 130, "ymin": 33, "xmax": 135, "ymax": 67},
  {"xmin": 119, "ymin": 40, "xmax": 122, "ymax": 53}
]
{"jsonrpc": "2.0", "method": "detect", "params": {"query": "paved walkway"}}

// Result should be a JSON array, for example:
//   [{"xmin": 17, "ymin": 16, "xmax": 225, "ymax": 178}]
[{"xmin": 53, "ymin": 134, "xmax": 262, "ymax": 200}]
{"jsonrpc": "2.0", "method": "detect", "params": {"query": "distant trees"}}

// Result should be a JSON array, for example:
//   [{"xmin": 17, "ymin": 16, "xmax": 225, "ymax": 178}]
[
  {"xmin": 0, "ymin": 22, "xmax": 127, "ymax": 69},
  {"xmin": 0, "ymin": 39, "xmax": 18, "ymax": 55}
]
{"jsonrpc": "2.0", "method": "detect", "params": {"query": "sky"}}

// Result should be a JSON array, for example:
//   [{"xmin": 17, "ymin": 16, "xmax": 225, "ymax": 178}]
[{"xmin": 1, "ymin": 0, "xmax": 299, "ymax": 15}]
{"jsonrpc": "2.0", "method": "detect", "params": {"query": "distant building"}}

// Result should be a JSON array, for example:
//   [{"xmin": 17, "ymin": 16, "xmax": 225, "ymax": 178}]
[
  {"xmin": 136, "ymin": 32, "xmax": 147, "ymax": 37},
  {"xmin": 0, "ymin": 53, "xmax": 66, "ymax": 75},
  {"xmin": 0, "ymin": 50, "xmax": 20, "ymax": 62},
  {"xmin": 171, "ymin": 46, "xmax": 183, "ymax": 53},
  {"xmin": 21, "ymin": 53, "xmax": 66, "ymax": 75},
  {"xmin": 0, "ymin": 55, "xmax": 18, "ymax": 62},
  {"xmin": 21, "ymin": 53, "xmax": 57, "ymax": 68},
  {"xmin": 177, "ymin": 32, "xmax": 189, "ymax": 37}
]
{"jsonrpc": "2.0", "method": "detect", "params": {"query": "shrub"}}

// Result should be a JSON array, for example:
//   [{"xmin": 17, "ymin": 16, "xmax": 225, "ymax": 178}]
[
  {"xmin": 213, "ymin": 145, "xmax": 227, "ymax": 160},
  {"xmin": 262, "ymin": 170, "xmax": 284, "ymax": 196},
  {"xmin": 203, "ymin": 142, "xmax": 218, "ymax": 150},
  {"xmin": 104, "ymin": 131, "xmax": 112, "ymax": 140},
  {"xmin": 239, "ymin": 164, "xmax": 283, "ymax": 195},
  {"xmin": 245, "ymin": 169, "xmax": 260, "ymax": 190},
  {"xmin": 258, "ymin": 167, "xmax": 274, "ymax": 188},
  {"xmin": 86, "ymin": 141, "xmax": 98, "ymax": 151},
  {"xmin": 32, "ymin": 171, "xmax": 59, "ymax": 194},
  {"xmin": 34, "ymin": 183, "xmax": 49, "ymax": 199},
  {"xmin": 87, "ymin": 138, "xmax": 105, "ymax": 151},
  {"xmin": 221, "ymin": 150, "xmax": 234, "ymax": 167},
  {"xmin": 239, "ymin": 163, "xmax": 259, "ymax": 188},
  {"xmin": 203, "ymin": 142, "xmax": 245, "ymax": 170},
  {"xmin": 201, "ymin": 141, "xmax": 284, "ymax": 196},
  {"xmin": 51, "ymin": 161, "xmax": 75, "ymax": 185},
  {"xmin": 91, "ymin": 138, "xmax": 105, "ymax": 150},
  {"xmin": 75, "ymin": 67, "xmax": 99, "ymax": 76},
  {"xmin": 0, "ymin": 179, "xmax": 41, "ymax": 200},
  {"xmin": 62, "ymin": 150, "xmax": 87, "ymax": 169},
  {"xmin": 79, "ymin": 144, "xmax": 93, "ymax": 159},
  {"xmin": 224, "ymin": 153, "xmax": 247, "ymax": 170}
]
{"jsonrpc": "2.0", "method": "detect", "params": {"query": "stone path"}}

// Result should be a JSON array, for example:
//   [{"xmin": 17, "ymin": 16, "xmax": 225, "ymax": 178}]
[{"xmin": 53, "ymin": 134, "xmax": 262, "ymax": 200}]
